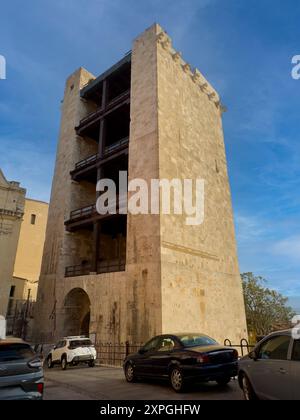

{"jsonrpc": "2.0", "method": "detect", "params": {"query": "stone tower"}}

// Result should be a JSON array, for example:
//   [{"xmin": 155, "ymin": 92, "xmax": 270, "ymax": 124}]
[{"xmin": 35, "ymin": 24, "xmax": 247, "ymax": 349}]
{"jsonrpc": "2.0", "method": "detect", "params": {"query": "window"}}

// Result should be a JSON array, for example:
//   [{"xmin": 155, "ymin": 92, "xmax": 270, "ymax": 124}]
[
  {"xmin": 69, "ymin": 340, "xmax": 92, "ymax": 349},
  {"xmin": 0, "ymin": 343, "xmax": 35, "ymax": 362},
  {"xmin": 292, "ymin": 340, "xmax": 300, "ymax": 361},
  {"xmin": 31, "ymin": 214, "xmax": 36, "ymax": 225},
  {"xmin": 157, "ymin": 338, "xmax": 175, "ymax": 352},
  {"xmin": 143, "ymin": 337, "xmax": 161, "ymax": 353},
  {"xmin": 178, "ymin": 334, "xmax": 217, "ymax": 348},
  {"xmin": 258, "ymin": 335, "xmax": 291, "ymax": 361},
  {"xmin": 9, "ymin": 285, "xmax": 15, "ymax": 298}
]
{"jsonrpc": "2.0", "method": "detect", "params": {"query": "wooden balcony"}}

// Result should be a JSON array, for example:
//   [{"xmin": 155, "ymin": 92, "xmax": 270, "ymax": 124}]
[
  {"xmin": 76, "ymin": 89, "xmax": 130, "ymax": 136},
  {"xmin": 70, "ymin": 137, "xmax": 129, "ymax": 182},
  {"xmin": 64, "ymin": 204, "xmax": 97, "ymax": 231},
  {"xmin": 65, "ymin": 195, "xmax": 124, "ymax": 232}
]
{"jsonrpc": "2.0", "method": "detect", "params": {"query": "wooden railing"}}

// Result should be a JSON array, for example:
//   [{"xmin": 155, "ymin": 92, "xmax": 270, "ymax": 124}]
[{"xmin": 68, "ymin": 192, "xmax": 122, "ymax": 223}]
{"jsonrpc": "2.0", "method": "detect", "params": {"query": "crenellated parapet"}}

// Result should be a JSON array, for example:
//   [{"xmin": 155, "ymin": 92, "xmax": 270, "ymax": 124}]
[{"xmin": 156, "ymin": 30, "xmax": 227, "ymax": 113}]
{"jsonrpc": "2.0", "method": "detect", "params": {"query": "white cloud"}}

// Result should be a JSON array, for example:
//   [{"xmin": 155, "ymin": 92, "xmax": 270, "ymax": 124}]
[
  {"xmin": 273, "ymin": 235, "xmax": 300, "ymax": 262},
  {"xmin": 235, "ymin": 213, "xmax": 268, "ymax": 242}
]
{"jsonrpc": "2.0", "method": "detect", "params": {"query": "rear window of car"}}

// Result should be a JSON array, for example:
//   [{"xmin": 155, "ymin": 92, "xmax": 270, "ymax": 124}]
[
  {"xmin": 0, "ymin": 343, "xmax": 35, "ymax": 362},
  {"xmin": 178, "ymin": 334, "xmax": 217, "ymax": 347},
  {"xmin": 69, "ymin": 339, "xmax": 93, "ymax": 349}
]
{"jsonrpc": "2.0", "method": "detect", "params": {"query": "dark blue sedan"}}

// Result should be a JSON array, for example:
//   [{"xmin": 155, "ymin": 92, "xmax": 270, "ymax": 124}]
[{"xmin": 123, "ymin": 333, "xmax": 238, "ymax": 392}]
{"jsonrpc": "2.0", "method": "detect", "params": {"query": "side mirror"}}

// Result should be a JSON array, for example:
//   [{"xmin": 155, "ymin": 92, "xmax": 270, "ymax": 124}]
[
  {"xmin": 248, "ymin": 350, "xmax": 258, "ymax": 360},
  {"xmin": 138, "ymin": 348, "xmax": 146, "ymax": 355}
]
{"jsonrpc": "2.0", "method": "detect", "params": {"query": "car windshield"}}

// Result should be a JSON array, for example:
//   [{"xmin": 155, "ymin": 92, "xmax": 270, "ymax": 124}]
[
  {"xmin": 0, "ymin": 343, "xmax": 35, "ymax": 362},
  {"xmin": 69, "ymin": 339, "xmax": 93, "ymax": 349},
  {"xmin": 178, "ymin": 334, "xmax": 217, "ymax": 348}
]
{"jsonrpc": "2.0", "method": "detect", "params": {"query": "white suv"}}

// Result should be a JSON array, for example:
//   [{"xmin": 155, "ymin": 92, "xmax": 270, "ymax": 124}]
[{"xmin": 47, "ymin": 336, "xmax": 96, "ymax": 370}]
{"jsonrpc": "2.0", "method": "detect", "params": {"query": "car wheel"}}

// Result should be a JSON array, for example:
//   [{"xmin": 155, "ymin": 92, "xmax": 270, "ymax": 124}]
[
  {"xmin": 88, "ymin": 360, "xmax": 95, "ymax": 367},
  {"xmin": 216, "ymin": 376, "xmax": 231, "ymax": 386},
  {"xmin": 125, "ymin": 362, "xmax": 136, "ymax": 383},
  {"xmin": 61, "ymin": 356, "xmax": 67, "ymax": 370},
  {"xmin": 170, "ymin": 367, "xmax": 185, "ymax": 392},
  {"xmin": 241, "ymin": 374, "xmax": 257, "ymax": 400},
  {"xmin": 47, "ymin": 356, "xmax": 53, "ymax": 369}
]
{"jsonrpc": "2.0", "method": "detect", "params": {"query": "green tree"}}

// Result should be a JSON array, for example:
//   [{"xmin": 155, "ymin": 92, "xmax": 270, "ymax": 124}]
[{"xmin": 241, "ymin": 272, "xmax": 295, "ymax": 339}]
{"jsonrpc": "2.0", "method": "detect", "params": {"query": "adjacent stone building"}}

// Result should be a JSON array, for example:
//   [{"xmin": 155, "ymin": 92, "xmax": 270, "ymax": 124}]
[
  {"xmin": 35, "ymin": 24, "xmax": 247, "ymax": 348},
  {"xmin": 0, "ymin": 169, "xmax": 26, "ymax": 315}
]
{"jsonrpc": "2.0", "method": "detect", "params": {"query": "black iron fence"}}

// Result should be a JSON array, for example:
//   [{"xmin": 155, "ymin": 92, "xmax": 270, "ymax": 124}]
[
  {"xmin": 6, "ymin": 298, "xmax": 36, "ymax": 340},
  {"xmin": 95, "ymin": 341, "xmax": 143, "ymax": 367}
]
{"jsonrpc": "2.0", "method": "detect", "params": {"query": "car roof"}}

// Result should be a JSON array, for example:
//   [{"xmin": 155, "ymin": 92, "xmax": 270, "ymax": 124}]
[{"xmin": 267, "ymin": 329, "xmax": 292, "ymax": 337}]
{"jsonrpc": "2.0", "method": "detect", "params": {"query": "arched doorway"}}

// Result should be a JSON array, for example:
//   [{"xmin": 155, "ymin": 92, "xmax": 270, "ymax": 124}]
[{"xmin": 63, "ymin": 288, "xmax": 91, "ymax": 336}]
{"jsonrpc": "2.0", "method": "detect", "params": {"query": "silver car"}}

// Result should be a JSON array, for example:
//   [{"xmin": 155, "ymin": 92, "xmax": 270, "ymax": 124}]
[
  {"xmin": 238, "ymin": 329, "xmax": 299, "ymax": 400},
  {"xmin": 0, "ymin": 338, "xmax": 44, "ymax": 400}
]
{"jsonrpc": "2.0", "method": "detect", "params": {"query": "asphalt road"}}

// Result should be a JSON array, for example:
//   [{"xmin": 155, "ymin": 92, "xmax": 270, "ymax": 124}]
[{"xmin": 44, "ymin": 365, "xmax": 243, "ymax": 400}]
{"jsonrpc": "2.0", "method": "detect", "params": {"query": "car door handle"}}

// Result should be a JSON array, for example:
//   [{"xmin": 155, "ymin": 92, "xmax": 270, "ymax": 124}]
[{"xmin": 279, "ymin": 368, "xmax": 287, "ymax": 374}]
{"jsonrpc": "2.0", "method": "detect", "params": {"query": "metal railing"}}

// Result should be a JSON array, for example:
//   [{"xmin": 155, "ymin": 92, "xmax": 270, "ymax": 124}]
[
  {"xmin": 67, "ymin": 192, "xmax": 122, "ymax": 223},
  {"xmin": 65, "ymin": 264, "xmax": 92, "ymax": 277},
  {"xmin": 65, "ymin": 259, "xmax": 126, "ymax": 277},
  {"xmin": 107, "ymin": 89, "xmax": 130, "ymax": 108},
  {"xmin": 74, "ymin": 137, "xmax": 129, "ymax": 171},
  {"xmin": 6, "ymin": 298, "xmax": 36, "ymax": 340},
  {"xmin": 97, "ymin": 260, "xmax": 126, "ymax": 274},
  {"xmin": 95, "ymin": 341, "xmax": 142, "ymax": 367},
  {"xmin": 104, "ymin": 136, "xmax": 129, "ymax": 155},
  {"xmin": 224, "ymin": 338, "xmax": 255, "ymax": 357},
  {"xmin": 69, "ymin": 204, "xmax": 97, "ymax": 221},
  {"xmin": 78, "ymin": 89, "xmax": 130, "ymax": 127},
  {"xmin": 75, "ymin": 154, "xmax": 98, "ymax": 170}
]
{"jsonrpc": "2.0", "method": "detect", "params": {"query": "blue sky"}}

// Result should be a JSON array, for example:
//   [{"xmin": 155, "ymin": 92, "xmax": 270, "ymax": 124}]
[{"xmin": 0, "ymin": 1, "xmax": 299, "ymax": 302}]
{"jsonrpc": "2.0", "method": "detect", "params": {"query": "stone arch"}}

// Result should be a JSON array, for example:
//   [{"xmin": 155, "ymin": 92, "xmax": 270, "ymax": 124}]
[{"xmin": 63, "ymin": 288, "xmax": 91, "ymax": 337}]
